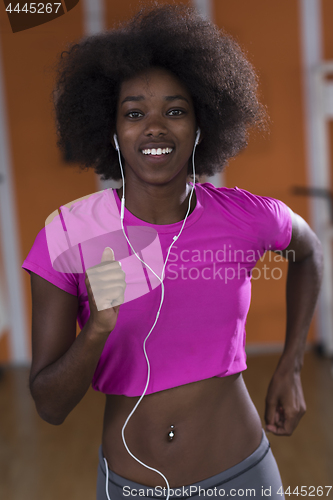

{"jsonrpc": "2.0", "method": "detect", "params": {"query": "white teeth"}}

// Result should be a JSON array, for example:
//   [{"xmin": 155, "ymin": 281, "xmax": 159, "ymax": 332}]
[{"xmin": 141, "ymin": 147, "xmax": 173, "ymax": 155}]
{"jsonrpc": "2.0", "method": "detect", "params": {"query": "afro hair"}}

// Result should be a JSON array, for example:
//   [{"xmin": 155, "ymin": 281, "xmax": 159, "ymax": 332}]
[{"xmin": 52, "ymin": 2, "xmax": 267, "ymax": 181}]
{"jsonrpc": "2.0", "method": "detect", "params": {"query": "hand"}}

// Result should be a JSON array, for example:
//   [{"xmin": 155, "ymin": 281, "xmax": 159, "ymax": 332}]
[
  {"xmin": 264, "ymin": 368, "xmax": 306, "ymax": 436},
  {"xmin": 85, "ymin": 247, "xmax": 126, "ymax": 334}
]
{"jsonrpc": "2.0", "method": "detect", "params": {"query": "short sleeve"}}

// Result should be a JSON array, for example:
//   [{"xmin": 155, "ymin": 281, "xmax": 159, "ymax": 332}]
[
  {"xmin": 233, "ymin": 187, "xmax": 293, "ymax": 252},
  {"xmin": 22, "ymin": 227, "xmax": 78, "ymax": 296}
]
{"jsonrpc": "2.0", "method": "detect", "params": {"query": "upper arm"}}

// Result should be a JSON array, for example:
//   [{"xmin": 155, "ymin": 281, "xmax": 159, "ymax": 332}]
[
  {"xmin": 30, "ymin": 272, "xmax": 79, "ymax": 388},
  {"xmin": 274, "ymin": 207, "xmax": 321, "ymax": 262}
]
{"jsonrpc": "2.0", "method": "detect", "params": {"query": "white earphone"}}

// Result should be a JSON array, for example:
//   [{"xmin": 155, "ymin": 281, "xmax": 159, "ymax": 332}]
[
  {"xmin": 113, "ymin": 128, "xmax": 201, "ymax": 152},
  {"xmin": 105, "ymin": 126, "xmax": 201, "ymax": 500},
  {"xmin": 195, "ymin": 127, "xmax": 201, "ymax": 146},
  {"xmin": 113, "ymin": 133, "xmax": 120, "ymax": 151}
]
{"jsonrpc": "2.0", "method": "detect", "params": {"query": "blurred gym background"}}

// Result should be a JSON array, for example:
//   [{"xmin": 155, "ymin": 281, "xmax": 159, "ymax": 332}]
[{"xmin": 0, "ymin": 0, "xmax": 332, "ymax": 498}]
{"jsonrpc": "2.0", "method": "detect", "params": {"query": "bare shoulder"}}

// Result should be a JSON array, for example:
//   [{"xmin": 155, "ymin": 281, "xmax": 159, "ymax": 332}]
[{"xmin": 274, "ymin": 207, "xmax": 322, "ymax": 262}]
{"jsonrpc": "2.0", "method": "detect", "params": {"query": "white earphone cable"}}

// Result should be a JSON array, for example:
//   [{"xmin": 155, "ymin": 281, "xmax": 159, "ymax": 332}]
[{"xmin": 104, "ymin": 131, "xmax": 199, "ymax": 500}]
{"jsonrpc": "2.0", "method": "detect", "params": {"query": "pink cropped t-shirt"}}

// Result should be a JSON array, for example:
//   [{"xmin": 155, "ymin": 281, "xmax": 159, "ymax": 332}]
[{"xmin": 22, "ymin": 182, "xmax": 292, "ymax": 397}]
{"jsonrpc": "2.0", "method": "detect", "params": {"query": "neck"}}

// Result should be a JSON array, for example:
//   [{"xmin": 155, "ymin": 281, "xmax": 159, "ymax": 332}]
[{"xmin": 117, "ymin": 181, "xmax": 196, "ymax": 225}]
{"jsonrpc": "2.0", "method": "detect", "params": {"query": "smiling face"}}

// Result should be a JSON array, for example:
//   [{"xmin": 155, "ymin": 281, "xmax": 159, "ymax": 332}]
[{"xmin": 115, "ymin": 67, "xmax": 198, "ymax": 188}]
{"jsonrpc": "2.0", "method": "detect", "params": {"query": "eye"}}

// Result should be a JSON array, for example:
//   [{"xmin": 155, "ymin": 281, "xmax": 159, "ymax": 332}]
[
  {"xmin": 168, "ymin": 109, "xmax": 185, "ymax": 116},
  {"xmin": 126, "ymin": 111, "xmax": 143, "ymax": 118}
]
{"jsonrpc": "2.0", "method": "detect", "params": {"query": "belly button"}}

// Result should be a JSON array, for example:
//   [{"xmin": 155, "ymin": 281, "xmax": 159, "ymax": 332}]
[{"xmin": 167, "ymin": 425, "xmax": 175, "ymax": 442}]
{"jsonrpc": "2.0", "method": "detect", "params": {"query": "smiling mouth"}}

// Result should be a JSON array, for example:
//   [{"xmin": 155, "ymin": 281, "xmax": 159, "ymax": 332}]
[{"xmin": 141, "ymin": 147, "xmax": 173, "ymax": 156}]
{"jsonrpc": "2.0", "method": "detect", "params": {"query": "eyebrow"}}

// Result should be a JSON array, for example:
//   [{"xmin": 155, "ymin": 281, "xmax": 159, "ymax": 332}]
[{"xmin": 121, "ymin": 94, "xmax": 189, "ymax": 105}]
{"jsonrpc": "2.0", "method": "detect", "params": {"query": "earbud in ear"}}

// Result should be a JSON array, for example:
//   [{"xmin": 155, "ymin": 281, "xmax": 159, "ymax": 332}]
[
  {"xmin": 113, "ymin": 134, "xmax": 119, "ymax": 151},
  {"xmin": 195, "ymin": 128, "xmax": 201, "ymax": 146}
]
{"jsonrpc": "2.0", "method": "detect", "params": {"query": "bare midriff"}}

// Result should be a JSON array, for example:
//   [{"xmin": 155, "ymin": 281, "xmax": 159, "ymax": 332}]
[{"xmin": 101, "ymin": 373, "xmax": 263, "ymax": 487}]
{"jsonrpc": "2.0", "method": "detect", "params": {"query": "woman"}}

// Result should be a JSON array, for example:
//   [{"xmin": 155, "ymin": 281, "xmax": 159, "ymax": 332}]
[{"xmin": 22, "ymin": 4, "xmax": 323, "ymax": 499}]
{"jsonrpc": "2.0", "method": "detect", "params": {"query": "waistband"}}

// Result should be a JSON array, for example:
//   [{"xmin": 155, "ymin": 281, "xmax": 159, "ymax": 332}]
[{"xmin": 98, "ymin": 428, "xmax": 270, "ymax": 497}]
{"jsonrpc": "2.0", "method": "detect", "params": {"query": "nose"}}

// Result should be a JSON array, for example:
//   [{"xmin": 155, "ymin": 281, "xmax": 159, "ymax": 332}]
[{"xmin": 144, "ymin": 113, "xmax": 168, "ymax": 137}]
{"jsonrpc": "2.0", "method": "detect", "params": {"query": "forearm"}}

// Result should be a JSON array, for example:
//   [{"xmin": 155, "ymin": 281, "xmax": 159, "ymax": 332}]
[
  {"xmin": 278, "ymin": 239, "xmax": 323, "ymax": 372},
  {"xmin": 30, "ymin": 320, "xmax": 110, "ymax": 425}
]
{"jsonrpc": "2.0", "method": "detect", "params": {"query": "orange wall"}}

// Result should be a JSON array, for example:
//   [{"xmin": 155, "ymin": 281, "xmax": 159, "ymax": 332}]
[
  {"xmin": 322, "ymin": 0, "xmax": 333, "ymax": 198},
  {"xmin": 212, "ymin": 0, "xmax": 313, "ymax": 345},
  {"xmin": 0, "ymin": 1, "xmax": 92, "ymax": 361},
  {"xmin": 323, "ymin": 0, "xmax": 333, "ymax": 60},
  {"xmin": 0, "ymin": 0, "xmax": 323, "ymax": 362}
]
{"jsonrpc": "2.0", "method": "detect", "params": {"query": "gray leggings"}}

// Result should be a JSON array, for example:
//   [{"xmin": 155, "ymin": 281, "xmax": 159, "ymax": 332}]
[{"xmin": 96, "ymin": 429, "xmax": 285, "ymax": 500}]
